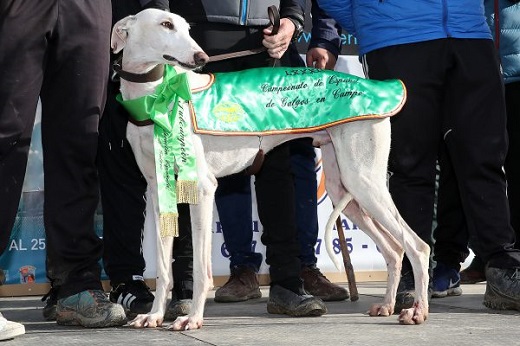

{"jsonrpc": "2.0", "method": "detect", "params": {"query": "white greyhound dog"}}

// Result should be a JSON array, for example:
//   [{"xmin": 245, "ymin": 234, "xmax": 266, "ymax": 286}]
[{"xmin": 110, "ymin": 8, "xmax": 430, "ymax": 330}]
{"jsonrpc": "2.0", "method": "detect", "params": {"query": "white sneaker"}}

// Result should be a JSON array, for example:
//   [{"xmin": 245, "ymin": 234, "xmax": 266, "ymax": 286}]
[{"xmin": 0, "ymin": 312, "xmax": 25, "ymax": 341}]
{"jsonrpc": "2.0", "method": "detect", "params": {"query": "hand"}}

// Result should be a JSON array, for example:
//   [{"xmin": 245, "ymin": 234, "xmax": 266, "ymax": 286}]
[
  {"xmin": 306, "ymin": 47, "xmax": 337, "ymax": 70},
  {"xmin": 262, "ymin": 18, "xmax": 296, "ymax": 59}
]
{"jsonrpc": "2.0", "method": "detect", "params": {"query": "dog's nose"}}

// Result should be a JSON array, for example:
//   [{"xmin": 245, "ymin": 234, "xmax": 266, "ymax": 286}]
[{"xmin": 194, "ymin": 51, "xmax": 209, "ymax": 66}]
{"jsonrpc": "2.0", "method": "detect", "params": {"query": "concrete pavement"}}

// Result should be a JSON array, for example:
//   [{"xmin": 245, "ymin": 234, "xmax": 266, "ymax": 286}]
[{"xmin": 1, "ymin": 282, "xmax": 519, "ymax": 345}]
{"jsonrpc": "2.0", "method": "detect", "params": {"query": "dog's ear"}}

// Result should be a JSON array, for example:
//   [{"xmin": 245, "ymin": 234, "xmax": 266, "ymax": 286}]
[{"xmin": 111, "ymin": 15, "xmax": 137, "ymax": 54}]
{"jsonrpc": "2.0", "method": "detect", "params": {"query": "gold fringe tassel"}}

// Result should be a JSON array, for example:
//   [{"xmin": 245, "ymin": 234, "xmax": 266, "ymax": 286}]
[
  {"xmin": 177, "ymin": 180, "xmax": 199, "ymax": 204},
  {"xmin": 160, "ymin": 212, "xmax": 179, "ymax": 237}
]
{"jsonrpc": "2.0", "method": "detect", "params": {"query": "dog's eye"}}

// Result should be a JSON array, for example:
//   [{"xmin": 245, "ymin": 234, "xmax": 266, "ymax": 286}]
[{"xmin": 161, "ymin": 21, "xmax": 174, "ymax": 30}]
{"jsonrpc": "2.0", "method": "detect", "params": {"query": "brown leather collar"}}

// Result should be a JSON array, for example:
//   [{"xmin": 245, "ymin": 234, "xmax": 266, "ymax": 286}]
[{"xmin": 113, "ymin": 56, "xmax": 165, "ymax": 83}]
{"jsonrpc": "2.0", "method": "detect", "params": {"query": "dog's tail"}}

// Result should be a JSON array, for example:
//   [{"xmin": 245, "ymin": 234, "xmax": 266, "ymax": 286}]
[{"xmin": 325, "ymin": 193, "xmax": 354, "ymax": 271}]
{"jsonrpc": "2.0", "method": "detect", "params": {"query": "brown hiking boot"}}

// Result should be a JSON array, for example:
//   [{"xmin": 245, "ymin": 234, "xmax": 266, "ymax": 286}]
[
  {"xmin": 214, "ymin": 266, "xmax": 261, "ymax": 302},
  {"xmin": 56, "ymin": 290, "xmax": 127, "ymax": 328},
  {"xmin": 460, "ymin": 256, "xmax": 486, "ymax": 284},
  {"xmin": 301, "ymin": 265, "xmax": 349, "ymax": 301}
]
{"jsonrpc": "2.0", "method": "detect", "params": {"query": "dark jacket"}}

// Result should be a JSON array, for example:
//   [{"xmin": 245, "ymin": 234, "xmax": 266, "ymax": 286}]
[
  {"xmin": 140, "ymin": 0, "xmax": 305, "ymax": 28},
  {"xmin": 134, "ymin": 0, "xmax": 339, "ymax": 59}
]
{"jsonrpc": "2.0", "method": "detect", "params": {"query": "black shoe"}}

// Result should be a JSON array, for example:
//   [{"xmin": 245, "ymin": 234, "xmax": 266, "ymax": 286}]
[
  {"xmin": 41, "ymin": 286, "xmax": 59, "ymax": 321},
  {"xmin": 394, "ymin": 270, "xmax": 432, "ymax": 312},
  {"xmin": 109, "ymin": 279, "xmax": 154, "ymax": 316},
  {"xmin": 164, "ymin": 291, "xmax": 191, "ymax": 321},
  {"xmin": 267, "ymin": 285, "xmax": 327, "ymax": 317},
  {"xmin": 483, "ymin": 267, "xmax": 520, "ymax": 311},
  {"xmin": 394, "ymin": 270, "xmax": 415, "ymax": 312}
]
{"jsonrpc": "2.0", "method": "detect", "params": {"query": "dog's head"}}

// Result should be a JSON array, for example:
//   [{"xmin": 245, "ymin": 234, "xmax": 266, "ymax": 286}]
[{"xmin": 111, "ymin": 9, "xmax": 209, "ymax": 71}]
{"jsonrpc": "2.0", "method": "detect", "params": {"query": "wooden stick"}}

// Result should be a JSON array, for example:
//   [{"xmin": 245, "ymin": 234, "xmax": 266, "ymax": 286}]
[{"xmin": 336, "ymin": 216, "xmax": 359, "ymax": 301}]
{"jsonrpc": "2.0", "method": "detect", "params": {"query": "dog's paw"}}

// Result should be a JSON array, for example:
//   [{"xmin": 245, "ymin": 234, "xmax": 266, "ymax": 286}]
[
  {"xmin": 168, "ymin": 315, "xmax": 203, "ymax": 331},
  {"xmin": 367, "ymin": 303, "xmax": 394, "ymax": 317},
  {"xmin": 398, "ymin": 302, "xmax": 428, "ymax": 325},
  {"xmin": 129, "ymin": 313, "xmax": 164, "ymax": 328}
]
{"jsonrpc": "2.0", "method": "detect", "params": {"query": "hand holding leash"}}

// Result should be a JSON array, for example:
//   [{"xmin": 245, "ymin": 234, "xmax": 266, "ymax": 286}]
[
  {"xmin": 208, "ymin": 6, "xmax": 281, "ymax": 62},
  {"xmin": 262, "ymin": 7, "xmax": 295, "ymax": 60}
]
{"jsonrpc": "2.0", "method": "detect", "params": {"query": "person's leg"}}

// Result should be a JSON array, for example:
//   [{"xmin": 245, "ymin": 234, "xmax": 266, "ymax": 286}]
[
  {"xmin": 444, "ymin": 39, "xmax": 518, "ymax": 266},
  {"xmin": 213, "ymin": 173, "xmax": 263, "ymax": 302},
  {"xmin": 190, "ymin": 25, "xmax": 269, "ymax": 303},
  {"xmin": 256, "ymin": 143, "xmax": 326, "ymax": 316},
  {"xmin": 434, "ymin": 141, "xmax": 471, "ymax": 270},
  {"xmin": 0, "ymin": 4, "xmax": 47, "ymax": 332},
  {"xmin": 0, "ymin": 0, "xmax": 46, "ymax": 257},
  {"xmin": 504, "ymin": 81, "xmax": 520, "ymax": 246},
  {"xmin": 290, "ymin": 138, "xmax": 349, "ymax": 301},
  {"xmin": 165, "ymin": 203, "xmax": 194, "ymax": 320},
  {"xmin": 435, "ymin": 119, "xmax": 484, "ymax": 286},
  {"xmin": 41, "ymin": 0, "xmax": 126, "ymax": 327},
  {"xmin": 363, "ymin": 40, "xmax": 444, "ymax": 310},
  {"xmin": 431, "ymin": 143, "xmax": 469, "ymax": 297},
  {"xmin": 216, "ymin": 174, "xmax": 262, "ymax": 270},
  {"xmin": 291, "ymin": 138, "xmax": 319, "ymax": 268},
  {"xmin": 99, "ymin": 77, "xmax": 154, "ymax": 316},
  {"xmin": 445, "ymin": 39, "xmax": 520, "ymax": 310}
]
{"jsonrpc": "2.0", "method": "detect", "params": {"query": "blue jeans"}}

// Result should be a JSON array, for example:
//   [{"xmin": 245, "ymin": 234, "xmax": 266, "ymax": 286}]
[
  {"xmin": 214, "ymin": 138, "xmax": 319, "ymax": 272},
  {"xmin": 215, "ymin": 173, "xmax": 263, "ymax": 271}
]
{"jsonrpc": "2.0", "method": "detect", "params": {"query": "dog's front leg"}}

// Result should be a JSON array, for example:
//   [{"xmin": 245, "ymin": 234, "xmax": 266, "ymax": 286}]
[
  {"xmin": 131, "ymin": 235, "xmax": 174, "ymax": 328},
  {"xmin": 130, "ymin": 188, "xmax": 175, "ymax": 328},
  {"xmin": 170, "ymin": 158, "xmax": 216, "ymax": 330}
]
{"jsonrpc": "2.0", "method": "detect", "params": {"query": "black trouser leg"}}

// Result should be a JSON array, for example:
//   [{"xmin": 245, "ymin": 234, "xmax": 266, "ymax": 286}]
[
  {"xmin": 99, "ymin": 80, "xmax": 148, "ymax": 285},
  {"xmin": 255, "ymin": 143, "xmax": 301, "ymax": 289},
  {"xmin": 0, "ymin": 0, "xmax": 112, "ymax": 297},
  {"xmin": 504, "ymin": 82, "xmax": 520, "ymax": 248},
  {"xmin": 43, "ymin": 0, "xmax": 111, "ymax": 298},
  {"xmin": 441, "ymin": 40, "xmax": 519, "ymax": 268},
  {"xmin": 172, "ymin": 204, "xmax": 193, "ymax": 299},
  {"xmin": 433, "ymin": 144, "xmax": 470, "ymax": 271},
  {"xmin": 364, "ymin": 42, "xmax": 442, "ymax": 274}
]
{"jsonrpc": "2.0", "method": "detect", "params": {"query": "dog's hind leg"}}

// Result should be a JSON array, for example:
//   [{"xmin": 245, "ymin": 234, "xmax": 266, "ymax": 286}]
[
  {"xmin": 321, "ymin": 143, "xmax": 404, "ymax": 317},
  {"xmin": 325, "ymin": 198, "xmax": 405, "ymax": 317},
  {"xmin": 170, "ymin": 137, "xmax": 216, "ymax": 331},
  {"xmin": 355, "ymin": 204, "xmax": 429, "ymax": 325},
  {"xmin": 341, "ymin": 201, "xmax": 404, "ymax": 316},
  {"xmin": 328, "ymin": 121, "xmax": 430, "ymax": 324}
]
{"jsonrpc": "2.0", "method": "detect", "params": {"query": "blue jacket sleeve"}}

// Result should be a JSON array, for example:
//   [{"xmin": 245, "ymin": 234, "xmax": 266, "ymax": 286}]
[
  {"xmin": 308, "ymin": 0, "xmax": 342, "ymax": 59},
  {"xmin": 317, "ymin": 0, "xmax": 355, "ymax": 36}
]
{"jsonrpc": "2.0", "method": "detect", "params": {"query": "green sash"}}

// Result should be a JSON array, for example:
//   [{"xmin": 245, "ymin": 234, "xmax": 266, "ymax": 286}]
[{"xmin": 117, "ymin": 69, "xmax": 198, "ymax": 238}]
